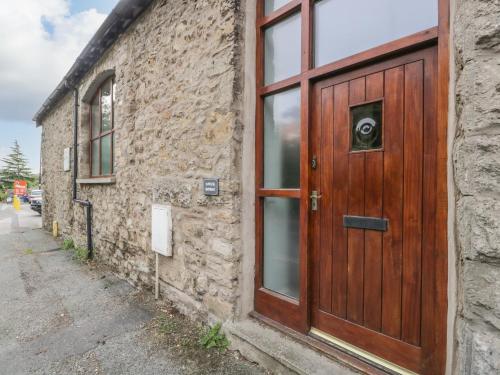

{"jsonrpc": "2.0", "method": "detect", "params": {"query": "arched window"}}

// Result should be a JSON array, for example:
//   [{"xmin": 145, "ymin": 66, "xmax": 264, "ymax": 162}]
[{"xmin": 90, "ymin": 78, "xmax": 115, "ymax": 176}]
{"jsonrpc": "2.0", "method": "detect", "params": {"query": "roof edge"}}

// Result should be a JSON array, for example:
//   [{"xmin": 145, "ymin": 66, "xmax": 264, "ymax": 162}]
[{"xmin": 33, "ymin": 0, "xmax": 154, "ymax": 126}]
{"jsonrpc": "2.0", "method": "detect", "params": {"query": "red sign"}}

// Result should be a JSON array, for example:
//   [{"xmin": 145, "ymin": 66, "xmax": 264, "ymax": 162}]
[{"xmin": 14, "ymin": 180, "xmax": 27, "ymax": 196}]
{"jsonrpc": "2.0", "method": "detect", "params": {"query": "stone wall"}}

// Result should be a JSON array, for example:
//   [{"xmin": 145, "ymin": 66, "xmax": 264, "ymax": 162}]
[
  {"xmin": 453, "ymin": 0, "xmax": 500, "ymax": 373},
  {"xmin": 40, "ymin": 93, "xmax": 75, "ymax": 236},
  {"xmin": 41, "ymin": 0, "xmax": 245, "ymax": 322},
  {"xmin": 39, "ymin": 0, "xmax": 500, "ymax": 372}
]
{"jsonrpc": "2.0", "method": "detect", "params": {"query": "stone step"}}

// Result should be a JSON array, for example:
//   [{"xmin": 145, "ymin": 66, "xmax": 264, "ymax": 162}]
[{"xmin": 227, "ymin": 318, "xmax": 369, "ymax": 375}]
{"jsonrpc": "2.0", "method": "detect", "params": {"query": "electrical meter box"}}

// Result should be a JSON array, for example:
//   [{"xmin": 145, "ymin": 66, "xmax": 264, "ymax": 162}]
[
  {"xmin": 151, "ymin": 204, "xmax": 172, "ymax": 257},
  {"xmin": 63, "ymin": 147, "xmax": 71, "ymax": 172}
]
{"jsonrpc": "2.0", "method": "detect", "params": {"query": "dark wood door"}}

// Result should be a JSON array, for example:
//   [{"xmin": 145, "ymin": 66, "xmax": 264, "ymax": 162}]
[{"xmin": 311, "ymin": 47, "xmax": 439, "ymax": 374}]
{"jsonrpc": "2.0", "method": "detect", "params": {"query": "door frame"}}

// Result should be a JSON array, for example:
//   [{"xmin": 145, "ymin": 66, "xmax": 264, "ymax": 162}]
[{"xmin": 254, "ymin": 0, "xmax": 449, "ymax": 373}]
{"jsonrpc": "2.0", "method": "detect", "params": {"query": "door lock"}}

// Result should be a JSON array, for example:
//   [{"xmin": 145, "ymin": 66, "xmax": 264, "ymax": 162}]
[
  {"xmin": 311, "ymin": 155, "xmax": 318, "ymax": 169},
  {"xmin": 310, "ymin": 190, "xmax": 322, "ymax": 211}
]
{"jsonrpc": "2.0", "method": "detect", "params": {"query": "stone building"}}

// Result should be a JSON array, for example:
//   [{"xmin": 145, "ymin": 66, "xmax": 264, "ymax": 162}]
[{"xmin": 33, "ymin": 0, "xmax": 499, "ymax": 374}]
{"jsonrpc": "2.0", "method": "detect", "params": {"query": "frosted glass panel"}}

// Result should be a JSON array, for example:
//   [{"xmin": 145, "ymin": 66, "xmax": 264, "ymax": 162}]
[
  {"xmin": 351, "ymin": 101, "xmax": 383, "ymax": 151},
  {"xmin": 263, "ymin": 198, "xmax": 300, "ymax": 299},
  {"xmin": 264, "ymin": 88, "xmax": 300, "ymax": 188},
  {"xmin": 91, "ymin": 96, "xmax": 100, "ymax": 138},
  {"xmin": 265, "ymin": 0, "xmax": 291, "ymax": 15},
  {"xmin": 265, "ymin": 13, "xmax": 301, "ymax": 84},
  {"xmin": 314, "ymin": 0, "xmax": 438, "ymax": 67},
  {"xmin": 91, "ymin": 140, "xmax": 99, "ymax": 176},
  {"xmin": 101, "ymin": 134, "xmax": 112, "ymax": 175}
]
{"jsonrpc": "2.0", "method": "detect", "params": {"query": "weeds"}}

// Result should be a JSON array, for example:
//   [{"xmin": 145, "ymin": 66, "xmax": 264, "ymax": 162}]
[
  {"xmin": 24, "ymin": 248, "xmax": 33, "ymax": 255},
  {"xmin": 157, "ymin": 314, "xmax": 178, "ymax": 334},
  {"xmin": 62, "ymin": 238, "xmax": 74, "ymax": 250},
  {"xmin": 61, "ymin": 238, "xmax": 88, "ymax": 261},
  {"xmin": 73, "ymin": 246, "xmax": 89, "ymax": 262},
  {"xmin": 200, "ymin": 323, "xmax": 229, "ymax": 351}
]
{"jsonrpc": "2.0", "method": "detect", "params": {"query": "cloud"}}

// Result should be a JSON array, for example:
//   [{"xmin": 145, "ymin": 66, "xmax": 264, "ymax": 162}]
[{"xmin": 0, "ymin": 0, "xmax": 107, "ymax": 122}]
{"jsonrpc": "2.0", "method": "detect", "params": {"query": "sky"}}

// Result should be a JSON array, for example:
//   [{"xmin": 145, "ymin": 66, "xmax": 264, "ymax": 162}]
[{"xmin": 0, "ymin": 0, "xmax": 119, "ymax": 173}]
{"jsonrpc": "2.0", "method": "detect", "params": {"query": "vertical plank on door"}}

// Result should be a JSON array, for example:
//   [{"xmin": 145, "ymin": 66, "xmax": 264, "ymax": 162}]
[
  {"xmin": 363, "ymin": 72, "xmax": 384, "ymax": 331},
  {"xmin": 401, "ymin": 61, "xmax": 424, "ymax": 346},
  {"xmin": 381, "ymin": 66, "xmax": 404, "ymax": 339},
  {"xmin": 331, "ymin": 82, "xmax": 349, "ymax": 318},
  {"xmin": 347, "ymin": 77, "xmax": 366, "ymax": 324},
  {"xmin": 319, "ymin": 86, "xmax": 334, "ymax": 313}
]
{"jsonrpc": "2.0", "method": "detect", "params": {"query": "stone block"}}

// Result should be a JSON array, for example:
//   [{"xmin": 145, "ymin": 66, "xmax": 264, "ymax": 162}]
[
  {"xmin": 463, "ymin": 260, "xmax": 500, "ymax": 330},
  {"xmin": 457, "ymin": 196, "xmax": 500, "ymax": 261}
]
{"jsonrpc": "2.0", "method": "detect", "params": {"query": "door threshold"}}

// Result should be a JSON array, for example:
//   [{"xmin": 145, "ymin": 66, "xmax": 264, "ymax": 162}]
[{"xmin": 309, "ymin": 328, "xmax": 417, "ymax": 375}]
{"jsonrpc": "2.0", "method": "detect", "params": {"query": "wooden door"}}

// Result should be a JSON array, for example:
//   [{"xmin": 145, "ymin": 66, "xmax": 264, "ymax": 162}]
[{"xmin": 310, "ymin": 47, "xmax": 439, "ymax": 374}]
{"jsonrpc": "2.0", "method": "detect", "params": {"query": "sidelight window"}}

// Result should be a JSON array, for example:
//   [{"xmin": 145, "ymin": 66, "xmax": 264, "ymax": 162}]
[
  {"xmin": 263, "ymin": 197, "xmax": 300, "ymax": 299},
  {"xmin": 264, "ymin": 12, "xmax": 301, "ymax": 84},
  {"xmin": 90, "ymin": 78, "xmax": 115, "ymax": 177},
  {"xmin": 264, "ymin": 88, "xmax": 301, "ymax": 188},
  {"xmin": 265, "ymin": 0, "xmax": 292, "ymax": 15}
]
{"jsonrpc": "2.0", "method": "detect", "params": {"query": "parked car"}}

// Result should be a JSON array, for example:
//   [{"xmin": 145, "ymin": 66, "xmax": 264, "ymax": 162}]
[
  {"xmin": 29, "ymin": 189, "xmax": 43, "ymax": 203},
  {"xmin": 30, "ymin": 191, "xmax": 43, "ymax": 214}
]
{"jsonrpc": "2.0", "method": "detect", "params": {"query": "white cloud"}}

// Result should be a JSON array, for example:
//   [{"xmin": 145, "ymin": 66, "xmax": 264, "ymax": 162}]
[{"xmin": 0, "ymin": 0, "xmax": 107, "ymax": 122}]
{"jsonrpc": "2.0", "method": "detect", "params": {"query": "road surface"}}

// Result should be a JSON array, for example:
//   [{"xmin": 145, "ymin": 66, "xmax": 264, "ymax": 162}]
[{"xmin": 0, "ymin": 204, "xmax": 263, "ymax": 375}]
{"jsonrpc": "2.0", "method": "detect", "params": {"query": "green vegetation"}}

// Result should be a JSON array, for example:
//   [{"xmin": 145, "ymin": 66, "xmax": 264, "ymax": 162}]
[
  {"xmin": 200, "ymin": 323, "xmax": 229, "ymax": 351},
  {"xmin": 0, "ymin": 191, "xmax": 7, "ymax": 202},
  {"xmin": 61, "ymin": 237, "xmax": 88, "ymax": 261},
  {"xmin": 62, "ymin": 238, "xmax": 75, "ymax": 251},
  {"xmin": 157, "ymin": 314, "xmax": 179, "ymax": 334},
  {"xmin": 24, "ymin": 248, "xmax": 33, "ymax": 255},
  {"xmin": 73, "ymin": 246, "xmax": 89, "ymax": 262},
  {"xmin": 0, "ymin": 140, "xmax": 33, "ymax": 186}
]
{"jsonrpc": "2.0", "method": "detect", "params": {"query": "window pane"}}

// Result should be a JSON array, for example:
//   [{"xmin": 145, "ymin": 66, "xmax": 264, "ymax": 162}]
[
  {"xmin": 101, "ymin": 80, "xmax": 112, "ymax": 132},
  {"xmin": 351, "ymin": 101, "xmax": 383, "ymax": 151},
  {"xmin": 91, "ymin": 140, "xmax": 100, "ymax": 176},
  {"xmin": 264, "ymin": 13, "xmax": 301, "ymax": 84},
  {"xmin": 314, "ymin": 0, "xmax": 438, "ymax": 67},
  {"xmin": 91, "ymin": 96, "xmax": 100, "ymax": 138},
  {"xmin": 263, "ymin": 197, "xmax": 300, "ymax": 299},
  {"xmin": 264, "ymin": 88, "xmax": 300, "ymax": 188},
  {"xmin": 101, "ymin": 134, "xmax": 112, "ymax": 175},
  {"xmin": 265, "ymin": 0, "xmax": 291, "ymax": 15}
]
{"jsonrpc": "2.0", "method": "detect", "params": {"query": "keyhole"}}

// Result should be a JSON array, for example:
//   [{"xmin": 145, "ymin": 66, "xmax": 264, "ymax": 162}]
[{"xmin": 311, "ymin": 155, "xmax": 317, "ymax": 170}]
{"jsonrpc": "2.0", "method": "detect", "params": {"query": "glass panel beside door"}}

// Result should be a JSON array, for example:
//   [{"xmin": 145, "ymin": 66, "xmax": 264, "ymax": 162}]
[
  {"xmin": 263, "ymin": 197, "xmax": 300, "ymax": 299},
  {"xmin": 264, "ymin": 0, "xmax": 292, "ymax": 15},
  {"xmin": 264, "ymin": 88, "xmax": 301, "ymax": 188},
  {"xmin": 264, "ymin": 12, "xmax": 301, "ymax": 84}
]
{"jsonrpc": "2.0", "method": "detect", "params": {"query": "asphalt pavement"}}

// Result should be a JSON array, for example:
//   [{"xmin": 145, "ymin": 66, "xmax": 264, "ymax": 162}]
[{"xmin": 0, "ymin": 204, "xmax": 264, "ymax": 375}]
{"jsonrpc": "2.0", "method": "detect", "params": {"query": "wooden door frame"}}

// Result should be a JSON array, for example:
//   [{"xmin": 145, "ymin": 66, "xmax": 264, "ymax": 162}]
[{"xmin": 254, "ymin": 0, "xmax": 449, "ymax": 372}]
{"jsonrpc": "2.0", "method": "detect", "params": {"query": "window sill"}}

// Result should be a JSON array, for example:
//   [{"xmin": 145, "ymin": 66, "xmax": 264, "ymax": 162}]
[{"xmin": 77, "ymin": 177, "xmax": 116, "ymax": 185}]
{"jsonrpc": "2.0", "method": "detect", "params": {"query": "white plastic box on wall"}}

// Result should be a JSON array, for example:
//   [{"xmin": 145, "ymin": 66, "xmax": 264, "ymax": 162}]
[
  {"xmin": 151, "ymin": 204, "xmax": 172, "ymax": 257},
  {"xmin": 63, "ymin": 147, "xmax": 71, "ymax": 172}
]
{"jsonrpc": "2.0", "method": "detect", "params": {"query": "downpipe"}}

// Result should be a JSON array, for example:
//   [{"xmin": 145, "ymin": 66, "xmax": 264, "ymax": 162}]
[{"xmin": 71, "ymin": 86, "xmax": 93, "ymax": 259}]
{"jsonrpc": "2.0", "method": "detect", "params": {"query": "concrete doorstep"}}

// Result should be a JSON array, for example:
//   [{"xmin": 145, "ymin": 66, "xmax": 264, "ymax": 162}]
[{"xmin": 227, "ymin": 318, "xmax": 363, "ymax": 375}]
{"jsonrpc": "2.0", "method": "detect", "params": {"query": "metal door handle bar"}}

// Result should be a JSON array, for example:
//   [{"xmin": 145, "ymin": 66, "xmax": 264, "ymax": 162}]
[{"xmin": 343, "ymin": 215, "xmax": 388, "ymax": 231}]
